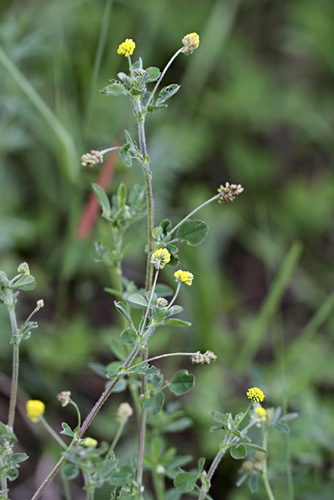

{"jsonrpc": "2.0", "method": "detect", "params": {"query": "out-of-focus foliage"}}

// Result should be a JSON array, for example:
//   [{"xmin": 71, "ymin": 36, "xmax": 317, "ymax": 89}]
[{"xmin": 1, "ymin": 0, "xmax": 334, "ymax": 498}]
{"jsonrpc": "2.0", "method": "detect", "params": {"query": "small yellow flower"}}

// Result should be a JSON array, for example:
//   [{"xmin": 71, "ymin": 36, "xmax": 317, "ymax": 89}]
[
  {"xmin": 174, "ymin": 270, "xmax": 194, "ymax": 286},
  {"xmin": 182, "ymin": 32, "xmax": 200, "ymax": 55},
  {"xmin": 151, "ymin": 248, "xmax": 171, "ymax": 270},
  {"xmin": 254, "ymin": 407, "xmax": 267, "ymax": 421},
  {"xmin": 117, "ymin": 38, "xmax": 136, "ymax": 57},
  {"xmin": 82, "ymin": 437, "xmax": 98, "ymax": 448},
  {"xmin": 247, "ymin": 387, "xmax": 265, "ymax": 403},
  {"xmin": 26, "ymin": 400, "xmax": 45, "ymax": 423}
]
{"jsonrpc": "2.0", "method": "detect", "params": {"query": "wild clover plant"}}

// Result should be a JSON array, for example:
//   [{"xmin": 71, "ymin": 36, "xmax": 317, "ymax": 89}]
[{"xmin": 0, "ymin": 33, "xmax": 297, "ymax": 500}]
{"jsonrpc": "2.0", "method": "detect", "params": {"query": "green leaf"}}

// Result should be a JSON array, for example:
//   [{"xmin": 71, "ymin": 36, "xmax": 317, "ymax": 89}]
[
  {"xmin": 147, "ymin": 104, "xmax": 167, "ymax": 113},
  {"xmin": 230, "ymin": 444, "xmax": 247, "ymax": 459},
  {"xmin": 156, "ymin": 84, "xmax": 181, "ymax": 105},
  {"xmin": 198, "ymin": 457, "xmax": 205, "ymax": 473},
  {"xmin": 163, "ymin": 417, "xmax": 192, "ymax": 433},
  {"xmin": 155, "ymin": 284, "xmax": 174, "ymax": 297},
  {"xmin": 121, "ymin": 327, "xmax": 137, "ymax": 344},
  {"xmin": 88, "ymin": 362, "xmax": 108, "ymax": 378},
  {"xmin": 100, "ymin": 83, "xmax": 127, "ymax": 96},
  {"xmin": 163, "ymin": 319, "xmax": 191, "ymax": 327},
  {"xmin": 109, "ymin": 465, "xmax": 133, "ymax": 486},
  {"xmin": 129, "ymin": 364, "xmax": 159, "ymax": 376},
  {"xmin": 174, "ymin": 472, "xmax": 198, "ymax": 493},
  {"xmin": 152, "ymin": 307, "xmax": 166, "ymax": 323},
  {"xmin": 248, "ymin": 473, "xmax": 259, "ymax": 493},
  {"xmin": 9, "ymin": 453, "xmax": 28, "ymax": 466},
  {"xmin": 106, "ymin": 361, "xmax": 123, "ymax": 377},
  {"xmin": 127, "ymin": 293, "xmax": 148, "ymax": 309},
  {"xmin": 274, "ymin": 421, "xmax": 290, "ymax": 434},
  {"xmin": 165, "ymin": 305, "xmax": 183, "ymax": 317},
  {"xmin": 210, "ymin": 411, "xmax": 230, "ymax": 428},
  {"xmin": 166, "ymin": 489, "xmax": 182, "ymax": 500},
  {"xmin": 114, "ymin": 301, "xmax": 132, "ymax": 324},
  {"xmin": 92, "ymin": 184, "xmax": 111, "ymax": 217},
  {"xmin": 176, "ymin": 220, "xmax": 208, "ymax": 246},
  {"xmin": 280, "ymin": 412, "xmax": 298, "ymax": 422},
  {"xmin": 62, "ymin": 463, "xmax": 79, "ymax": 480},
  {"xmin": 146, "ymin": 67, "xmax": 161, "ymax": 82},
  {"xmin": 109, "ymin": 338, "xmax": 127, "ymax": 360},
  {"xmin": 119, "ymin": 143, "xmax": 132, "ymax": 168},
  {"xmin": 11, "ymin": 274, "xmax": 36, "ymax": 291},
  {"xmin": 117, "ymin": 183, "xmax": 127, "ymax": 208},
  {"xmin": 169, "ymin": 370, "xmax": 195, "ymax": 395},
  {"xmin": 142, "ymin": 392, "xmax": 164, "ymax": 415},
  {"xmin": 60, "ymin": 422, "xmax": 74, "ymax": 437}
]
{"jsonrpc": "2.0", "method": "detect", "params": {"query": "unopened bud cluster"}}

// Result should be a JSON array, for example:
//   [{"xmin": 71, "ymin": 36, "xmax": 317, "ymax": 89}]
[
  {"xmin": 116, "ymin": 403, "xmax": 133, "ymax": 423},
  {"xmin": 81, "ymin": 150, "xmax": 103, "ymax": 167},
  {"xmin": 17, "ymin": 262, "xmax": 30, "ymax": 275},
  {"xmin": 217, "ymin": 183, "xmax": 244, "ymax": 203},
  {"xmin": 191, "ymin": 350, "xmax": 217, "ymax": 365}
]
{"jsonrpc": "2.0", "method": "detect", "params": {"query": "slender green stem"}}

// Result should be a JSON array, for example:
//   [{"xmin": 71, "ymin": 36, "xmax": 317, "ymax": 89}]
[
  {"xmin": 262, "ymin": 431, "xmax": 276, "ymax": 500},
  {"xmin": 39, "ymin": 416, "xmax": 67, "ymax": 449},
  {"xmin": 235, "ymin": 403, "xmax": 252, "ymax": 430},
  {"xmin": 106, "ymin": 420, "xmax": 126, "ymax": 459},
  {"xmin": 139, "ymin": 269, "xmax": 159, "ymax": 336},
  {"xmin": 129, "ymin": 351, "xmax": 195, "ymax": 371},
  {"xmin": 70, "ymin": 400, "xmax": 81, "ymax": 429},
  {"xmin": 166, "ymin": 282, "xmax": 181, "ymax": 310},
  {"xmin": 145, "ymin": 48, "xmax": 184, "ymax": 110},
  {"xmin": 162, "ymin": 194, "xmax": 220, "ymax": 243},
  {"xmin": 152, "ymin": 469, "xmax": 165, "ymax": 500},
  {"xmin": 8, "ymin": 305, "xmax": 19, "ymax": 430},
  {"xmin": 85, "ymin": 486, "xmax": 95, "ymax": 500}
]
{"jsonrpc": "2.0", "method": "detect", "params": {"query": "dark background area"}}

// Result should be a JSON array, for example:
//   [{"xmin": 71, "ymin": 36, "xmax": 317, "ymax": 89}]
[{"xmin": 1, "ymin": 0, "xmax": 334, "ymax": 498}]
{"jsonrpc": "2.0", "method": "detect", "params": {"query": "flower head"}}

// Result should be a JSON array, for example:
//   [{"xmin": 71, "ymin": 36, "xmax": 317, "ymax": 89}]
[
  {"xmin": 81, "ymin": 150, "xmax": 103, "ymax": 167},
  {"xmin": 151, "ymin": 248, "xmax": 171, "ymax": 270},
  {"xmin": 26, "ymin": 400, "xmax": 45, "ymax": 422},
  {"xmin": 182, "ymin": 32, "xmax": 200, "ymax": 55},
  {"xmin": 217, "ymin": 183, "xmax": 244, "ymax": 203},
  {"xmin": 157, "ymin": 297, "xmax": 168, "ymax": 308},
  {"xmin": 57, "ymin": 391, "xmax": 71, "ymax": 407},
  {"xmin": 82, "ymin": 437, "xmax": 98, "ymax": 448},
  {"xmin": 116, "ymin": 403, "xmax": 133, "ymax": 423},
  {"xmin": 117, "ymin": 38, "xmax": 136, "ymax": 57},
  {"xmin": 174, "ymin": 270, "xmax": 194, "ymax": 286},
  {"xmin": 247, "ymin": 387, "xmax": 265, "ymax": 403},
  {"xmin": 17, "ymin": 262, "xmax": 30, "ymax": 275},
  {"xmin": 191, "ymin": 350, "xmax": 217, "ymax": 365},
  {"xmin": 254, "ymin": 406, "xmax": 267, "ymax": 422},
  {"xmin": 37, "ymin": 299, "xmax": 44, "ymax": 309}
]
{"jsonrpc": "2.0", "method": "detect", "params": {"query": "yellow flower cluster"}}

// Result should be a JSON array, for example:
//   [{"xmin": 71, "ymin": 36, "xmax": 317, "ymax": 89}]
[
  {"xmin": 254, "ymin": 406, "xmax": 267, "ymax": 421},
  {"xmin": 247, "ymin": 387, "xmax": 265, "ymax": 403},
  {"xmin": 151, "ymin": 248, "xmax": 171, "ymax": 270},
  {"xmin": 26, "ymin": 400, "xmax": 45, "ymax": 422},
  {"xmin": 82, "ymin": 437, "xmax": 98, "ymax": 448},
  {"xmin": 117, "ymin": 38, "xmax": 136, "ymax": 57},
  {"xmin": 174, "ymin": 270, "xmax": 194, "ymax": 286},
  {"xmin": 182, "ymin": 32, "xmax": 200, "ymax": 55}
]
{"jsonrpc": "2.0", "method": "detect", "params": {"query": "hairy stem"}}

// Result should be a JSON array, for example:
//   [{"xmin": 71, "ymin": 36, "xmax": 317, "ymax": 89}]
[
  {"xmin": 8, "ymin": 306, "xmax": 19, "ymax": 430},
  {"xmin": 198, "ymin": 435, "xmax": 229, "ymax": 500},
  {"xmin": 30, "ymin": 341, "xmax": 140, "ymax": 500}
]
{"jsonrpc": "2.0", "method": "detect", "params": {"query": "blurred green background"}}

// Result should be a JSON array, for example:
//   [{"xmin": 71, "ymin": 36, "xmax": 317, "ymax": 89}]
[{"xmin": 1, "ymin": 0, "xmax": 334, "ymax": 498}]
